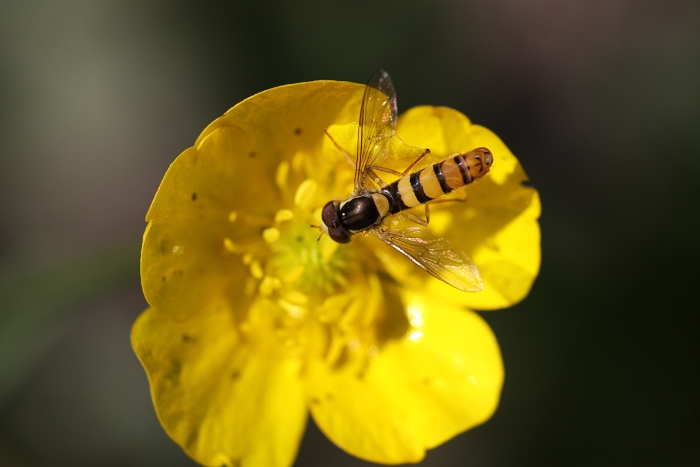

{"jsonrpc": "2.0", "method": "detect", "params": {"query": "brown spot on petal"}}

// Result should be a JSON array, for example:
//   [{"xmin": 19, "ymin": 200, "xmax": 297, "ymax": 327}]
[{"xmin": 182, "ymin": 333, "xmax": 196, "ymax": 343}]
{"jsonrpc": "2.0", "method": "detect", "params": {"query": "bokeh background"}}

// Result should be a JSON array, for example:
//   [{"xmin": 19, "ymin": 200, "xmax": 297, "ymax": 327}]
[{"xmin": 1, "ymin": 1, "xmax": 698, "ymax": 466}]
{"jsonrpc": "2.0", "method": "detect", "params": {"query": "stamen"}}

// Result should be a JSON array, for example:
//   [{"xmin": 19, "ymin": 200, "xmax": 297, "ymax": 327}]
[
  {"xmin": 320, "ymin": 237, "xmax": 339, "ymax": 260},
  {"xmin": 275, "ymin": 161, "xmax": 289, "ymax": 190},
  {"xmin": 278, "ymin": 298, "xmax": 306, "ymax": 319},
  {"xmin": 262, "ymin": 228, "xmax": 280, "ymax": 243},
  {"xmin": 224, "ymin": 237, "xmax": 267, "ymax": 255},
  {"xmin": 274, "ymin": 209, "xmax": 294, "ymax": 223},
  {"xmin": 282, "ymin": 265, "xmax": 305, "ymax": 284},
  {"xmin": 318, "ymin": 294, "xmax": 348, "ymax": 323},
  {"xmin": 284, "ymin": 290, "xmax": 308, "ymax": 305},
  {"xmin": 294, "ymin": 179, "xmax": 317, "ymax": 209},
  {"xmin": 243, "ymin": 278, "xmax": 257, "ymax": 296},
  {"xmin": 228, "ymin": 211, "xmax": 238, "ymax": 223},
  {"xmin": 292, "ymin": 150, "xmax": 307, "ymax": 171},
  {"xmin": 250, "ymin": 260, "xmax": 264, "ymax": 279},
  {"xmin": 259, "ymin": 275, "xmax": 281, "ymax": 296},
  {"xmin": 223, "ymin": 237, "xmax": 239, "ymax": 253}
]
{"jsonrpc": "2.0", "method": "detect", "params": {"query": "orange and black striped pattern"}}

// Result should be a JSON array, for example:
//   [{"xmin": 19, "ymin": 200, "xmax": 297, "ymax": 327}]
[{"xmin": 381, "ymin": 147, "xmax": 493, "ymax": 214}]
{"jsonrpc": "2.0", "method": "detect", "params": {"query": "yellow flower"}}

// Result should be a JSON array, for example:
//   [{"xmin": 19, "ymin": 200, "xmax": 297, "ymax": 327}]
[{"xmin": 132, "ymin": 78, "xmax": 540, "ymax": 467}]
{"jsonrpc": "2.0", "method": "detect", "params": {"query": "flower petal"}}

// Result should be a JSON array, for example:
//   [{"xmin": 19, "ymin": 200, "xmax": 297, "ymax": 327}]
[
  {"xmin": 396, "ymin": 106, "xmax": 541, "ymax": 309},
  {"xmin": 142, "ymin": 81, "xmax": 365, "ymax": 321},
  {"xmin": 132, "ymin": 305, "xmax": 307, "ymax": 467},
  {"xmin": 304, "ymin": 290, "xmax": 503, "ymax": 464}
]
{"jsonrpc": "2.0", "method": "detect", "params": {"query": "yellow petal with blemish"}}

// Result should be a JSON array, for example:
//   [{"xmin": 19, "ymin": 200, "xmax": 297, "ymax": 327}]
[
  {"xmin": 136, "ymin": 77, "xmax": 539, "ymax": 467},
  {"xmin": 131, "ymin": 305, "xmax": 307, "ymax": 467},
  {"xmin": 305, "ymin": 290, "xmax": 503, "ymax": 464}
]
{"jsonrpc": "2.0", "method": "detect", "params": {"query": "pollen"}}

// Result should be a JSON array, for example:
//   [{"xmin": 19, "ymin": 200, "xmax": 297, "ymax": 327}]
[{"xmin": 228, "ymin": 211, "xmax": 238, "ymax": 223}]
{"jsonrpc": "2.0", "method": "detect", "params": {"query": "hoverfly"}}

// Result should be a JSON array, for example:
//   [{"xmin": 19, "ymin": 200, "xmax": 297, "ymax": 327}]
[{"xmin": 319, "ymin": 70, "xmax": 493, "ymax": 292}]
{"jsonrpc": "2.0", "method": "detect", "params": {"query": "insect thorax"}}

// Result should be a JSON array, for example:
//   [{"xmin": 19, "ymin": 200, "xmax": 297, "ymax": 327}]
[{"xmin": 339, "ymin": 196, "xmax": 381, "ymax": 231}]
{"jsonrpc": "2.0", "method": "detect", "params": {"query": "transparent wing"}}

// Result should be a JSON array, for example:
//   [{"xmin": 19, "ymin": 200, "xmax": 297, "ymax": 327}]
[
  {"xmin": 355, "ymin": 70, "xmax": 397, "ymax": 191},
  {"xmin": 372, "ymin": 226, "xmax": 484, "ymax": 292}
]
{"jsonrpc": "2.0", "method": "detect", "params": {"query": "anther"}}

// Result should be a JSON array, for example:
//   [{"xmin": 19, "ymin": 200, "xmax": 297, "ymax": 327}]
[
  {"xmin": 250, "ymin": 261, "xmax": 264, "ymax": 279},
  {"xmin": 275, "ymin": 161, "xmax": 290, "ymax": 190},
  {"xmin": 259, "ymin": 276, "xmax": 281, "ymax": 296},
  {"xmin": 294, "ymin": 179, "xmax": 318, "ymax": 208},
  {"xmin": 223, "ymin": 238, "xmax": 238, "ymax": 253},
  {"xmin": 262, "ymin": 228, "xmax": 280, "ymax": 243},
  {"xmin": 274, "ymin": 209, "xmax": 294, "ymax": 223}
]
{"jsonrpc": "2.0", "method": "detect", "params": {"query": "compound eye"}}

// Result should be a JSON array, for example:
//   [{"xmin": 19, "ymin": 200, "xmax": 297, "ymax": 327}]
[
  {"xmin": 328, "ymin": 226, "xmax": 351, "ymax": 244},
  {"xmin": 321, "ymin": 201, "xmax": 351, "ymax": 244},
  {"xmin": 321, "ymin": 201, "xmax": 338, "ymax": 227}
]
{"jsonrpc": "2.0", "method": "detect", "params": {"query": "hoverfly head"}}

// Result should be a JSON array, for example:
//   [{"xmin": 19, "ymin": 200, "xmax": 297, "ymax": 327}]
[{"xmin": 321, "ymin": 200, "xmax": 351, "ymax": 244}]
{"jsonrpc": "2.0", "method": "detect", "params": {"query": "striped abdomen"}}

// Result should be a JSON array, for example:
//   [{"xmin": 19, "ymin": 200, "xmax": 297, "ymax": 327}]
[{"xmin": 381, "ymin": 147, "xmax": 493, "ymax": 214}]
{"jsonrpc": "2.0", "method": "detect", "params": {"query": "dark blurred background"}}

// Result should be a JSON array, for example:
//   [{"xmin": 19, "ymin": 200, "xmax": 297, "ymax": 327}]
[{"xmin": 0, "ymin": 1, "xmax": 698, "ymax": 466}]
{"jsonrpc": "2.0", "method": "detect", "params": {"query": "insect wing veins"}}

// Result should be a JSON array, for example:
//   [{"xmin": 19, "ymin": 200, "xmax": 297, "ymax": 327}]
[
  {"xmin": 373, "ymin": 226, "xmax": 484, "ymax": 292},
  {"xmin": 355, "ymin": 70, "xmax": 398, "ymax": 193}
]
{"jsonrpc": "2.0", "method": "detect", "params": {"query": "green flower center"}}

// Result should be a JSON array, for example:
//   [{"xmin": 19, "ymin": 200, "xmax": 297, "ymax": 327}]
[{"xmin": 268, "ymin": 213, "xmax": 351, "ymax": 295}]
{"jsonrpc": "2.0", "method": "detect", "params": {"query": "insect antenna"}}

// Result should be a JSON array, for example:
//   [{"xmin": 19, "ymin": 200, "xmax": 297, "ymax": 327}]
[{"xmin": 310, "ymin": 224, "xmax": 325, "ymax": 241}]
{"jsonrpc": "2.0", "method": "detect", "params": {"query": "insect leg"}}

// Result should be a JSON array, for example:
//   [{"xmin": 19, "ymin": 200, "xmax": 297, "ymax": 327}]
[
  {"xmin": 406, "ymin": 195, "xmax": 467, "ymax": 226},
  {"xmin": 398, "ymin": 148, "xmax": 431, "ymax": 176},
  {"xmin": 368, "ymin": 165, "xmax": 404, "ymax": 177},
  {"xmin": 405, "ymin": 207, "xmax": 429, "ymax": 226},
  {"xmin": 309, "ymin": 223, "xmax": 325, "ymax": 241},
  {"xmin": 368, "ymin": 148, "xmax": 431, "ymax": 177},
  {"xmin": 430, "ymin": 193, "xmax": 468, "ymax": 205},
  {"xmin": 324, "ymin": 130, "xmax": 356, "ymax": 168},
  {"xmin": 366, "ymin": 168, "xmax": 388, "ymax": 189}
]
